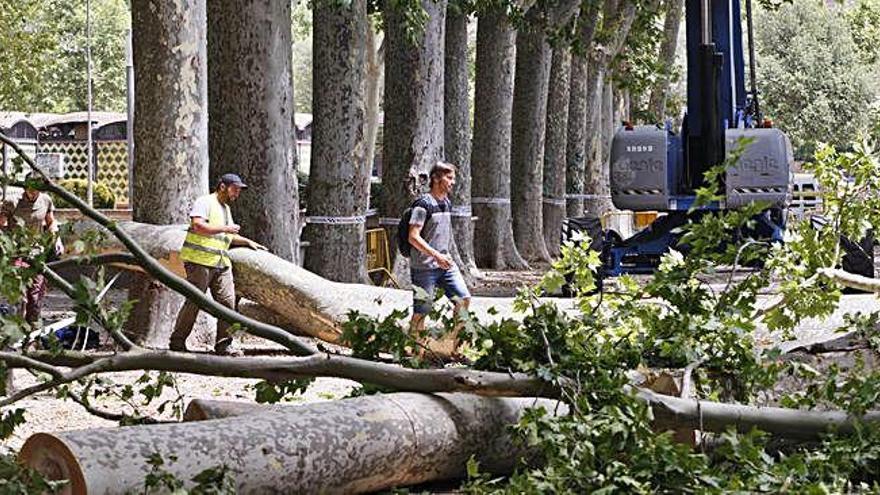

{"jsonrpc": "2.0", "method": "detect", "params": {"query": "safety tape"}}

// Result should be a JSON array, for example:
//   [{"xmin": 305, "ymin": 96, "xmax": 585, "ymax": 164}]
[
  {"xmin": 305, "ymin": 215, "xmax": 366, "ymax": 225},
  {"xmin": 379, "ymin": 217, "xmax": 399, "ymax": 226},
  {"xmin": 564, "ymin": 193, "xmax": 612, "ymax": 200},
  {"xmin": 451, "ymin": 205, "xmax": 472, "ymax": 217},
  {"xmin": 542, "ymin": 198, "xmax": 566, "ymax": 206},
  {"xmin": 471, "ymin": 197, "xmax": 511, "ymax": 205}
]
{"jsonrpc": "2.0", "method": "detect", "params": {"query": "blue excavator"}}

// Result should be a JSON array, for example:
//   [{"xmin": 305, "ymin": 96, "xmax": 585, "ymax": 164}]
[{"xmin": 603, "ymin": 0, "xmax": 793, "ymax": 275}]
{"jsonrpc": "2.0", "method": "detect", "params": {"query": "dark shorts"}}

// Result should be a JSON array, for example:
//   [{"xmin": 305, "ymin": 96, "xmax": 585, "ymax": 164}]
[{"xmin": 411, "ymin": 267, "xmax": 471, "ymax": 315}]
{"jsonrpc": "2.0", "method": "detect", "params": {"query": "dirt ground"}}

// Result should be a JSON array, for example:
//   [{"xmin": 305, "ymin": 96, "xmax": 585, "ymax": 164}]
[{"xmin": 1, "ymin": 265, "xmax": 550, "ymax": 453}]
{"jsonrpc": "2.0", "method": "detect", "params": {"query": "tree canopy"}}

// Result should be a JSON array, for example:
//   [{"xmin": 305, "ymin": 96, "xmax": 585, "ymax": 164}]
[
  {"xmin": 0, "ymin": 0, "xmax": 129, "ymax": 113},
  {"xmin": 756, "ymin": 1, "xmax": 877, "ymax": 159}
]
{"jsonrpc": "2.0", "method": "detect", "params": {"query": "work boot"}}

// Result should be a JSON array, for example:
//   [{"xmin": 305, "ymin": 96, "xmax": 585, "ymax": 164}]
[{"xmin": 214, "ymin": 338, "xmax": 243, "ymax": 357}]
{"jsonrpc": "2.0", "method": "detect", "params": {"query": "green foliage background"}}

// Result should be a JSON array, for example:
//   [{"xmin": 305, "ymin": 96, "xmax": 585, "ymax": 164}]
[
  {"xmin": 0, "ymin": 0, "xmax": 129, "ymax": 113},
  {"xmin": 755, "ymin": 1, "xmax": 878, "ymax": 160}
]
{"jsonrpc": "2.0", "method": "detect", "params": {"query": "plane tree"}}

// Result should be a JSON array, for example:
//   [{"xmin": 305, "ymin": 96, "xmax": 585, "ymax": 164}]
[{"xmin": 3, "ymin": 133, "xmax": 880, "ymax": 491}]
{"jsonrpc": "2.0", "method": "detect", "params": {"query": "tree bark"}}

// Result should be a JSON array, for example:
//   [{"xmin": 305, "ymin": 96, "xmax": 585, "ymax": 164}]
[
  {"xmin": 445, "ymin": 7, "xmax": 479, "ymax": 278},
  {"xmin": 207, "ymin": 0, "xmax": 300, "ymax": 262},
  {"xmin": 510, "ymin": 20, "xmax": 553, "ymax": 263},
  {"xmin": 565, "ymin": 5, "xmax": 600, "ymax": 217},
  {"xmin": 581, "ymin": 63, "xmax": 608, "ymax": 216},
  {"xmin": 364, "ymin": 25, "xmax": 384, "ymax": 209},
  {"xmin": 647, "ymin": 0, "xmax": 684, "ymax": 122},
  {"xmin": 471, "ymin": 9, "xmax": 528, "ymax": 270},
  {"xmin": 543, "ymin": 48, "xmax": 571, "ymax": 255},
  {"xmin": 382, "ymin": 0, "xmax": 448, "ymax": 285},
  {"xmin": 302, "ymin": 0, "xmax": 370, "ymax": 283},
  {"xmin": 128, "ymin": 0, "xmax": 209, "ymax": 347},
  {"xmin": 641, "ymin": 388, "xmax": 880, "ymax": 441},
  {"xmin": 582, "ymin": 0, "xmax": 638, "ymax": 217},
  {"xmin": 21, "ymin": 393, "xmax": 561, "ymax": 494}
]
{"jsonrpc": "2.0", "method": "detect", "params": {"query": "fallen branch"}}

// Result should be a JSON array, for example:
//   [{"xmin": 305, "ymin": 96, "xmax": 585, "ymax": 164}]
[
  {"xmin": 639, "ymin": 388, "xmax": 880, "ymax": 440},
  {"xmin": 0, "ymin": 350, "xmax": 557, "ymax": 408},
  {"xmin": 820, "ymin": 267, "xmax": 880, "ymax": 293}
]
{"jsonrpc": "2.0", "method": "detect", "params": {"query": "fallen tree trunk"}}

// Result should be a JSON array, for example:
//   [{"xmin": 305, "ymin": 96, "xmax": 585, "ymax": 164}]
[
  {"xmin": 76, "ymin": 221, "xmax": 574, "ymax": 353},
  {"xmin": 188, "ymin": 389, "xmax": 880, "ymax": 446},
  {"xmin": 641, "ymin": 388, "xmax": 880, "ymax": 440},
  {"xmin": 183, "ymin": 398, "xmax": 291, "ymax": 421},
  {"xmin": 20, "ymin": 393, "xmax": 561, "ymax": 494}
]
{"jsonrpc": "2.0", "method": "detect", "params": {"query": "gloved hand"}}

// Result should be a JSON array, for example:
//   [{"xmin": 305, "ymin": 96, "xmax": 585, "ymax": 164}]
[{"xmin": 54, "ymin": 237, "xmax": 65, "ymax": 257}]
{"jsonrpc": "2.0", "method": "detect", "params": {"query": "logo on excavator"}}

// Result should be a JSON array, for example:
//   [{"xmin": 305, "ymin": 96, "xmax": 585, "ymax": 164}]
[
  {"xmin": 729, "ymin": 155, "xmax": 779, "ymax": 175},
  {"xmin": 613, "ymin": 158, "xmax": 664, "ymax": 187}
]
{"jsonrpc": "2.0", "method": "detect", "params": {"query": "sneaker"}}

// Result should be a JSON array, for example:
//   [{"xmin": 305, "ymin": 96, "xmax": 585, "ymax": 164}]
[{"xmin": 214, "ymin": 339, "xmax": 244, "ymax": 357}]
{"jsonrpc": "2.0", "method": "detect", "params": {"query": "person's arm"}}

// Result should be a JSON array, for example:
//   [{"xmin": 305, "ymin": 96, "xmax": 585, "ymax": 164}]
[
  {"xmin": 43, "ymin": 195, "xmax": 64, "ymax": 255},
  {"xmin": 408, "ymin": 223, "xmax": 451, "ymax": 269},
  {"xmin": 44, "ymin": 210, "xmax": 59, "ymax": 234},
  {"xmin": 230, "ymin": 233, "xmax": 267, "ymax": 250}
]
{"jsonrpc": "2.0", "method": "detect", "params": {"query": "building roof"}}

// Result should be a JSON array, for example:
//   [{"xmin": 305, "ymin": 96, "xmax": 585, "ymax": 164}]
[
  {"xmin": 0, "ymin": 112, "xmax": 39, "ymax": 131},
  {"xmin": 40, "ymin": 111, "xmax": 126, "ymax": 129}
]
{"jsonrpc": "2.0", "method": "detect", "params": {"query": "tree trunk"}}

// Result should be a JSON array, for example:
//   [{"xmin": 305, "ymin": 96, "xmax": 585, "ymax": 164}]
[
  {"xmin": 510, "ymin": 22, "xmax": 553, "ymax": 263},
  {"xmin": 445, "ymin": 7, "xmax": 479, "ymax": 278},
  {"xmin": 364, "ymin": 25, "xmax": 384, "ymax": 210},
  {"xmin": 302, "ymin": 0, "xmax": 370, "ymax": 283},
  {"xmin": 647, "ymin": 0, "xmax": 684, "ymax": 122},
  {"xmin": 582, "ymin": 0, "xmax": 638, "ymax": 217},
  {"xmin": 565, "ymin": 5, "xmax": 600, "ymax": 218},
  {"xmin": 21, "ymin": 393, "xmax": 559, "ymax": 494},
  {"xmin": 471, "ymin": 9, "xmax": 528, "ymax": 270},
  {"xmin": 128, "ymin": 0, "xmax": 209, "ymax": 348},
  {"xmin": 581, "ymin": 63, "xmax": 608, "ymax": 217},
  {"xmin": 543, "ymin": 48, "xmax": 571, "ymax": 256},
  {"xmin": 207, "ymin": 0, "xmax": 300, "ymax": 262},
  {"xmin": 382, "ymin": 0, "xmax": 448, "ymax": 285}
]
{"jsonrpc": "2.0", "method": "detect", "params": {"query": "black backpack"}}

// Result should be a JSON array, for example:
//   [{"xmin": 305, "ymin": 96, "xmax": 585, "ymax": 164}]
[{"xmin": 397, "ymin": 196, "xmax": 435, "ymax": 257}]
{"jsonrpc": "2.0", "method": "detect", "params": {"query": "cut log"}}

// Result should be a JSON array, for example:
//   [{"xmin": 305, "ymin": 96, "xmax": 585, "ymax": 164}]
[
  {"xmin": 640, "ymin": 388, "xmax": 880, "ymax": 440},
  {"xmin": 74, "ymin": 221, "xmax": 575, "ymax": 354},
  {"xmin": 183, "ymin": 398, "xmax": 290, "ymax": 421},
  {"xmin": 20, "ymin": 393, "xmax": 562, "ymax": 494}
]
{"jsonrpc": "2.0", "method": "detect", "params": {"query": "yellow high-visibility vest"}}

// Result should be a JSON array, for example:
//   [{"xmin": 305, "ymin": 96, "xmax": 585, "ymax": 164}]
[{"xmin": 179, "ymin": 193, "xmax": 233, "ymax": 268}]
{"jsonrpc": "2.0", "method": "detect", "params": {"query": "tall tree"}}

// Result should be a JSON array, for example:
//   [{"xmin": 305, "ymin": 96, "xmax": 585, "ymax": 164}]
[
  {"xmin": 582, "ymin": 0, "xmax": 639, "ymax": 217},
  {"xmin": 364, "ymin": 22, "xmax": 384, "ymax": 201},
  {"xmin": 647, "ymin": 0, "xmax": 684, "ymax": 122},
  {"xmin": 445, "ymin": 2, "xmax": 479, "ymax": 277},
  {"xmin": 126, "ymin": 0, "xmax": 209, "ymax": 347},
  {"xmin": 302, "ymin": 0, "xmax": 370, "ymax": 283},
  {"xmin": 382, "ymin": 0, "xmax": 447, "ymax": 283},
  {"xmin": 565, "ymin": 3, "xmax": 600, "ymax": 218},
  {"xmin": 471, "ymin": 7, "xmax": 528, "ymax": 270},
  {"xmin": 757, "ymin": 1, "xmax": 873, "ymax": 159},
  {"xmin": 543, "ymin": 47, "xmax": 572, "ymax": 256},
  {"xmin": 207, "ymin": 0, "xmax": 300, "ymax": 262},
  {"xmin": 510, "ymin": 0, "xmax": 581, "ymax": 262}
]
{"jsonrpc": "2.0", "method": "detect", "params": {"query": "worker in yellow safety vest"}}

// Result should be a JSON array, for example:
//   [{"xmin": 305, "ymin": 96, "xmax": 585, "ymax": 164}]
[{"xmin": 169, "ymin": 173, "xmax": 266, "ymax": 356}]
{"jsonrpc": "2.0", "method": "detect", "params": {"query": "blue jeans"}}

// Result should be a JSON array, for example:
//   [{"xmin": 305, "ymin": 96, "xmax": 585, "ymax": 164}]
[{"xmin": 411, "ymin": 267, "xmax": 471, "ymax": 315}]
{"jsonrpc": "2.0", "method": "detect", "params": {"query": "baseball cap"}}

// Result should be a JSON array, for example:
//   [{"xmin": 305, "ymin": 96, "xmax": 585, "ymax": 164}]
[{"xmin": 219, "ymin": 173, "xmax": 248, "ymax": 188}]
